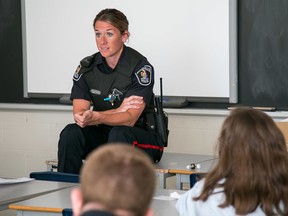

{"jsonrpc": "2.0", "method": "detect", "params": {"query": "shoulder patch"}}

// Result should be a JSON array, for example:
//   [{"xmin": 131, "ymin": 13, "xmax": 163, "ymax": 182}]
[
  {"xmin": 73, "ymin": 65, "xmax": 83, "ymax": 81},
  {"xmin": 76, "ymin": 65, "xmax": 81, "ymax": 73},
  {"xmin": 135, "ymin": 65, "xmax": 152, "ymax": 86}
]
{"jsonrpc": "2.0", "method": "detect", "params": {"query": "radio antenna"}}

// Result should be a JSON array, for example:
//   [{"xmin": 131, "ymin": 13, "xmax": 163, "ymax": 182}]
[
  {"xmin": 155, "ymin": 77, "xmax": 168, "ymax": 147},
  {"xmin": 160, "ymin": 77, "xmax": 163, "ymax": 107}
]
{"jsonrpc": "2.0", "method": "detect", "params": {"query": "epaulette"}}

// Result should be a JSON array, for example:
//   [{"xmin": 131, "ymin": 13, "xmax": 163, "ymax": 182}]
[
  {"xmin": 75, "ymin": 54, "xmax": 96, "ymax": 75},
  {"xmin": 80, "ymin": 55, "xmax": 94, "ymax": 68}
]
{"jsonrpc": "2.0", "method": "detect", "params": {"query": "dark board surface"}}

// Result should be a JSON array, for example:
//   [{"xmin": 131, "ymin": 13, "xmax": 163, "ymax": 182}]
[
  {"xmin": 0, "ymin": 0, "xmax": 61, "ymax": 104},
  {"xmin": 238, "ymin": 0, "xmax": 288, "ymax": 110},
  {"xmin": 1, "ymin": 0, "xmax": 288, "ymax": 110},
  {"xmin": 0, "ymin": 0, "xmax": 22, "ymax": 103}
]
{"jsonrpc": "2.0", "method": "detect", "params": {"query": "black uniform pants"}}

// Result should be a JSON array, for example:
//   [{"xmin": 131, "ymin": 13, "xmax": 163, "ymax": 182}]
[{"xmin": 57, "ymin": 123, "xmax": 163, "ymax": 174}]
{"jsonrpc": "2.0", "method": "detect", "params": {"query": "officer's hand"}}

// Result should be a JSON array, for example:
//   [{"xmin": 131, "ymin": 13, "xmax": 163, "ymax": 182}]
[
  {"xmin": 117, "ymin": 96, "xmax": 143, "ymax": 113},
  {"xmin": 74, "ymin": 110, "xmax": 94, "ymax": 127}
]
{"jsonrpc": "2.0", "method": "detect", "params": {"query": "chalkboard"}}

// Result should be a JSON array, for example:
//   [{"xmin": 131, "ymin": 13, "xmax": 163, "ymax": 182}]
[
  {"xmin": 0, "ymin": 0, "xmax": 59, "ymax": 104},
  {"xmin": 238, "ymin": 0, "xmax": 288, "ymax": 110}
]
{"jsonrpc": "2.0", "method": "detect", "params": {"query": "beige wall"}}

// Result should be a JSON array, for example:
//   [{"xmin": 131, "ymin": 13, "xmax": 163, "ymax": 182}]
[
  {"xmin": 0, "ymin": 108, "xmax": 72, "ymax": 177},
  {"xmin": 1, "ymin": 104, "xmax": 287, "ymax": 178}
]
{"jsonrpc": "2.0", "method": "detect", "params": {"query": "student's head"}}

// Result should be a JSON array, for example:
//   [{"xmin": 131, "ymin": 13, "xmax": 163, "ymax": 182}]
[
  {"xmin": 93, "ymin": 9, "xmax": 129, "ymax": 59},
  {"xmin": 196, "ymin": 108, "xmax": 288, "ymax": 215},
  {"xmin": 71, "ymin": 143, "xmax": 156, "ymax": 216},
  {"xmin": 217, "ymin": 108, "xmax": 287, "ymax": 175}
]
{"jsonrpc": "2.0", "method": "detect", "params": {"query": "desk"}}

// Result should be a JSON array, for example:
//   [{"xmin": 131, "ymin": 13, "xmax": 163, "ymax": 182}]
[
  {"xmin": 0, "ymin": 180, "xmax": 76, "ymax": 211},
  {"xmin": 46, "ymin": 153, "xmax": 217, "ymax": 190},
  {"xmin": 155, "ymin": 152, "xmax": 217, "ymax": 190},
  {"xmin": 9, "ymin": 186, "xmax": 185, "ymax": 216}
]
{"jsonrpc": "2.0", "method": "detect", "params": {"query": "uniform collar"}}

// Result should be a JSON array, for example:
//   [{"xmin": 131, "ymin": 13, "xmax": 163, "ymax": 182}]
[{"xmin": 94, "ymin": 45, "xmax": 130, "ymax": 72}]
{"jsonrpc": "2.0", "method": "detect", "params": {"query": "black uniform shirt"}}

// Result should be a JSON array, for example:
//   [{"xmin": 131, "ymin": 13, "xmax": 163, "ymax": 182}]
[{"xmin": 71, "ymin": 46, "xmax": 154, "ymax": 108}]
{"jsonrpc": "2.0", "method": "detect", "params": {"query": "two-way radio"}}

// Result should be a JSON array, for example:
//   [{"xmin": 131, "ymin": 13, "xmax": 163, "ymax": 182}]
[{"xmin": 154, "ymin": 78, "xmax": 169, "ymax": 147}]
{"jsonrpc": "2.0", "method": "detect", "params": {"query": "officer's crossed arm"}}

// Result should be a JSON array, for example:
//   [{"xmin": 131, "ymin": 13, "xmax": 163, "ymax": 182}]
[
  {"xmin": 73, "ymin": 96, "xmax": 145, "ymax": 128},
  {"xmin": 92, "ymin": 102, "xmax": 145, "ymax": 127}
]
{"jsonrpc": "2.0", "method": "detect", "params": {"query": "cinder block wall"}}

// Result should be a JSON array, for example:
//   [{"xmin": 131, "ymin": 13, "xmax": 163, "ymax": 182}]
[{"xmin": 1, "ymin": 105, "xmax": 287, "ymax": 178}]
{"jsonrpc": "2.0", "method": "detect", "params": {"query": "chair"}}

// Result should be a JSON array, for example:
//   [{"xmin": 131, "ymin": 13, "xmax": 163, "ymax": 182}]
[
  {"xmin": 30, "ymin": 171, "xmax": 80, "ymax": 183},
  {"xmin": 275, "ymin": 121, "xmax": 288, "ymax": 149},
  {"xmin": 62, "ymin": 208, "xmax": 73, "ymax": 216},
  {"xmin": 189, "ymin": 174, "xmax": 202, "ymax": 188}
]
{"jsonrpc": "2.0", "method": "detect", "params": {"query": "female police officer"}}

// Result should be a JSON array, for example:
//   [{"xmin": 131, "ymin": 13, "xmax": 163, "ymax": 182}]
[{"xmin": 57, "ymin": 8, "xmax": 164, "ymax": 174}]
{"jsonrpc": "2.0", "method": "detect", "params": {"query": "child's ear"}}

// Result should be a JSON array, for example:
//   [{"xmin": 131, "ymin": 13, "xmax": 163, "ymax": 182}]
[{"xmin": 71, "ymin": 188, "xmax": 83, "ymax": 216}]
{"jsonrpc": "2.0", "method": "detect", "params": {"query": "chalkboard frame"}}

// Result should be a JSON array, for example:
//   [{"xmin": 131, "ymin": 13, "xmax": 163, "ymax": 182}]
[
  {"xmin": 21, "ymin": 0, "xmax": 238, "ymax": 104},
  {"xmin": 3, "ymin": 0, "xmax": 288, "ymax": 111}
]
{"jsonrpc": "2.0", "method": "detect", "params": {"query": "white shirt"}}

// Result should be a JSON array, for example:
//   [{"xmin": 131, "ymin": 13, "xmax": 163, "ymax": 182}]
[{"xmin": 175, "ymin": 179, "xmax": 267, "ymax": 216}]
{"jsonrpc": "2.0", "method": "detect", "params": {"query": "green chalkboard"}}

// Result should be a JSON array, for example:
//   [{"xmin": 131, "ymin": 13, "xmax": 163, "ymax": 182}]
[
  {"xmin": 238, "ymin": 0, "xmax": 288, "ymax": 110},
  {"xmin": 0, "ymin": 0, "xmax": 59, "ymax": 104}
]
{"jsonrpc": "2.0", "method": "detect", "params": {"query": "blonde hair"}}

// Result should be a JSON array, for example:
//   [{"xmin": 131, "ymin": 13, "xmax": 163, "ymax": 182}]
[
  {"xmin": 195, "ymin": 108, "xmax": 288, "ymax": 215},
  {"xmin": 80, "ymin": 143, "xmax": 155, "ymax": 216}
]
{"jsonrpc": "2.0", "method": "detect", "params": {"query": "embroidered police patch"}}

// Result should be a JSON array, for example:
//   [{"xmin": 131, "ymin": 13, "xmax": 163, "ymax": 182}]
[
  {"xmin": 135, "ymin": 65, "xmax": 152, "ymax": 86},
  {"xmin": 73, "ymin": 65, "xmax": 83, "ymax": 81}
]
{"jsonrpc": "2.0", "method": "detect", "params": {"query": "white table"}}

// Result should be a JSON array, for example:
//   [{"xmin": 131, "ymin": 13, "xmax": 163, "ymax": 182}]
[
  {"xmin": 155, "ymin": 152, "xmax": 217, "ymax": 189},
  {"xmin": 0, "ymin": 180, "xmax": 76, "ymax": 211},
  {"xmin": 47, "ymin": 152, "xmax": 217, "ymax": 190},
  {"xmin": 9, "ymin": 186, "xmax": 185, "ymax": 216}
]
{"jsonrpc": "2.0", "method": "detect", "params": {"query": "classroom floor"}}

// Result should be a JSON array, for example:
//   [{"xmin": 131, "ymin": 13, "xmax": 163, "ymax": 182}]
[{"xmin": 0, "ymin": 176, "xmax": 189, "ymax": 216}]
